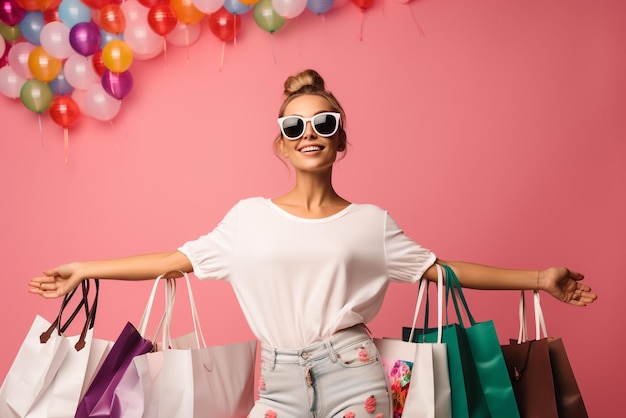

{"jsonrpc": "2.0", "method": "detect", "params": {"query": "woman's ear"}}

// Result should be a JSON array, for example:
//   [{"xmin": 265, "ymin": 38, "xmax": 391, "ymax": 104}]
[{"xmin": 279, "ymin": 138, "xmax": 289, "ymax": 157}]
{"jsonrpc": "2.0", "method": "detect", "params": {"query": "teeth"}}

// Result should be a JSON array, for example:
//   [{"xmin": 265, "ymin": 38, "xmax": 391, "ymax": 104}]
[{"xmin": 300, "ymin": 146, "xmax": 323, "ymax": 152}]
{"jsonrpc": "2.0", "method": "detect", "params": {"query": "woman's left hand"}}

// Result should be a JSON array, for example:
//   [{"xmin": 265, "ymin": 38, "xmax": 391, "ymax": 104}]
[{"xmin": 541, "ymin": 267, "xmax": 597, "ymax": 306}]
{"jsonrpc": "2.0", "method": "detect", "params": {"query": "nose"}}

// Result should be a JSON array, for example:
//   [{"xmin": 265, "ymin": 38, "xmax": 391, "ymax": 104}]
[{"xmin": 302, "ymin": 121, "xmax": 317, "ymax": 139}]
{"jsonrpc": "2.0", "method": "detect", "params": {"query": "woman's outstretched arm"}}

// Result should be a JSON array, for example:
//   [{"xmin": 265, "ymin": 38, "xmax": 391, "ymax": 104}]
[
  {"xmin": 422, "ymin": 260, "xmax": 597, "ymax": 307},
  {"xmin": 28, "ymin": 251, "xmax": 192, "ymax": 299}
]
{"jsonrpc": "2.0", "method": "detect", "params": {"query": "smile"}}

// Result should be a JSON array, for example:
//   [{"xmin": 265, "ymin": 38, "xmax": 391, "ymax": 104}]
[{"xmin": 299, "ymin": 146, "xmax": 324, "ymax": 153}]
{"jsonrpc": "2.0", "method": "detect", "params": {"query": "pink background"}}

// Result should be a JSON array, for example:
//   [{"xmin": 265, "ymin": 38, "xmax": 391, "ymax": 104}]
[{"xmin": 1, "ymin": 0, "xmax": 624, "ymax": 415}]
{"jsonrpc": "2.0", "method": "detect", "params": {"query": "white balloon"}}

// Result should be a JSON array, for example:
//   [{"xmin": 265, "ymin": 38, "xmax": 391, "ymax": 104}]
[
  {"xmin": 272, "ymin": 0, "xmax": 307, "ymax": 19},
  {"xmin": 124, "ymin": 21, "xmax": 164, "ymax": 60},
  {"xmin": 64, "ymin": 54, "xmax": 100, "ymax": 90},
  {"xmin": 40, "ymin": 21, "xmax": 73, "ymax": 59},
  {"xmin": 0, "ymin": 66, "xmax": 27, "ymax": 99},
  {"xmin": 191, "ymin": 0, "xmax": 224, "ymax": 14},
  {"xmin": 165, "ymin": 21, "xmax": 202, "ymax": 47},
  {"xmin": 83, "ymin": 83, "xmax": 121, "ymax": 122},
  {"xmin": 0, "ymin": 40, "xmax": 5, "ymax": 59}
]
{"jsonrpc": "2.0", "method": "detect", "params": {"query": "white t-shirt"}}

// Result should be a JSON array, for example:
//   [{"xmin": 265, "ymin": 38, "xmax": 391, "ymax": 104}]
[{"xmin": 178, "ymin": 197, "xmax": 436, "ymax": 349}]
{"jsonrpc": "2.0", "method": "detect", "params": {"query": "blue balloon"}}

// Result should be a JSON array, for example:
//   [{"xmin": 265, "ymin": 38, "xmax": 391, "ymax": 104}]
[
  {"xmin": 223, "ymin": 0, "xmax": 252, "ymax": 15},
  {"xmin": 307, "ymin": 0, "xmax": 334, "ymax": 15},
  {"xmin": 49, "ymin": 69, "xmax": 74, "ymax": 96},
  {"xmin": 58, "ymin": 0, "xmax": 92, "ymax": 28},
  {"xmin": 100, "ymin": 29, "xmax": 123, "ymax": 50},
  {"xmin": 19, "ymin": 11, "xmax": 44, "ymax": 45}
]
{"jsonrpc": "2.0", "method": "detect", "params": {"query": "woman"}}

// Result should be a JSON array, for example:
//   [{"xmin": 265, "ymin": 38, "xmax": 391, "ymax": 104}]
[{"xmin": 29, "ymin": 69, "xmax": 597, "ymax": 418}]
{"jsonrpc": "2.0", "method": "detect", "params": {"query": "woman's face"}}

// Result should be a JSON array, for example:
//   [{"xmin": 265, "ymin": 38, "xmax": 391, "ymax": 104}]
[{"xmin": 279, "ymin": 94, "xmax": 342, "ymax": 174}]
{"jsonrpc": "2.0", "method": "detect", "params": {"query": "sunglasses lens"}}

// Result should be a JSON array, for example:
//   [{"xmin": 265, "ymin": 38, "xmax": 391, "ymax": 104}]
[
  {"xmin": 281, "ymin": 117, "xmax": 305, "ymax": 139},
  {"xmin": 313, "ymin": 113, "xmax": 338, "ymax": 136}
]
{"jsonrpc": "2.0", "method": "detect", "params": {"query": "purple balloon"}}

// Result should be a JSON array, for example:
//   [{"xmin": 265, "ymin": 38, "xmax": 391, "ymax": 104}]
[
  {"xmin": 102, "ymin": 69, "xmax": 133, "ymax": 100},
  {"xmin": 0, "ymin": 0, "xmax": 25, "ymax": 27},
  {"xmin": 69, "ymin": 22, "xmax": 101, "ymax": 57}
]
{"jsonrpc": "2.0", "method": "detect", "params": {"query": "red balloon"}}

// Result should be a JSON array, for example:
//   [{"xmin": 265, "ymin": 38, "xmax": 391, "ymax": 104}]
[
  {"xmin": 79, "ymin": 0, "xmax": 121, "ymax": 9},
  {"xmin": 43, "ymin": 7, "xmax": 59, "ymax": 23},
  {"xmin": 36, "ymin": 0, "xmax": 61, "ymax": 11},
  {"xmin": 14, "ymin": 0, "xmax": 39, "ymax": 11},
  {"xmin": 147, "ymin": 4, "xmax": 177, "ymax": 36},
  {"xmin": 351, "ymin": 0, "xmax": 373, "ymax": 9},
  {"xmin": 208, "ymin": 7, "xmax": 240, "ymax": 42},
  {"xmin": 137, "ymin": 0, "xmax": 167, "ymax": 8},
  {"xmin": 91, "ymin": 48, "xmax": 106, "ymax": 77},
  {"xmin": 49, "ymin": 95, "xmax": 80, "ymax": 128}
]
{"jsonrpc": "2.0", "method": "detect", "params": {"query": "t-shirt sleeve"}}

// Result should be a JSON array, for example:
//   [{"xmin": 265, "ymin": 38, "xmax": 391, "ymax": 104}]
[
  {"xmin": 177, "ymin": 203, "xmax": 240, "ymax": 281},
  {"xmin": 385, "ymin": 213, "xmax": 437, "ymax": 284}
]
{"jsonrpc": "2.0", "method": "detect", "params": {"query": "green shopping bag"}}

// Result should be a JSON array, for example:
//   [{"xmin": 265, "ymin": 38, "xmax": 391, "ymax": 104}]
[
  {"xmin": 403, "ymin": 280, "xmax": 490, "ymax": 418},
  {"xmin": 444, "ymin": 265, "xmax": 520, "ymax": 418}
]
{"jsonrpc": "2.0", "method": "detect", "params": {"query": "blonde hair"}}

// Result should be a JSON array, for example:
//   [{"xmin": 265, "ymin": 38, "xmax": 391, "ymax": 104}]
[{"xmin": 273, "ymin": 69, "xmax": 348, "ymax": 157}]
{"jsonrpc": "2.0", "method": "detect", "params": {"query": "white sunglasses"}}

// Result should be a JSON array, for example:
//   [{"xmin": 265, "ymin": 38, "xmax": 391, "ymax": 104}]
[{"xmin": 277, "ymin": 112, "xmax": 341, "ymax": 140}]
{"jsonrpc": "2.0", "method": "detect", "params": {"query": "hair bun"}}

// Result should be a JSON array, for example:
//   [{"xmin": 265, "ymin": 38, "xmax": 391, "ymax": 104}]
[{"xmin": 283, "ymin": 69, "xmax": 326, "ymax": 96}]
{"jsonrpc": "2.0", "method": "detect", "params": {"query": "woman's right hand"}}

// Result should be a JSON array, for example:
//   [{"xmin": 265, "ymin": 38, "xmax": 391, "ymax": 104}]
[{"xmin": 29, "ymin": 262, "xmax": 84, "ymax": 299}]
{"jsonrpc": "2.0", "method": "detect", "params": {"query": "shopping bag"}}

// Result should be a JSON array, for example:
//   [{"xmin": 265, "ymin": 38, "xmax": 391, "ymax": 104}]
[
  {"xmin": 501, "ymin": 291, "xmax": 588, "ymax": 418},
  {"xmin": 113, "ymin": 272, "xmax": 257, "ymax": 418},
  {"xmin": 375, "ymin": 264, "xmax": 451, "ymax": 418},
  {"xmin": 0, "ymin": 281, "xmax": 94, "ymax": 418},
  {"xmin": 75, "ymin": 296, "xmax": 154, "ymax": 418},
  {"xmin": 29, "ymin": 280, "xmax": 112, "ymax": 418},
  {"xmin": 442, "ymin": 265, "xmax": 520, "ymax": 418},
  {"xmin": 403, "ymin": 271, "xmax": 490, "ymax": 418}
]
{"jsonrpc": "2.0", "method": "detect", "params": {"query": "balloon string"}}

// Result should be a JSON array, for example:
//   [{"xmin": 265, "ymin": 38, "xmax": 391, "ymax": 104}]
[
  {"xmin": 219, "ymin": 41, "xmax": 225, "ymax": 72},
  {"xmin": 234, "ymin": 18, "xmax": 238, "ymax": 48},
  {"xmin": 38, "ymin": 113, "xmax": 44, "ymax": 148},
  {"xmin": 270, "ymin": 33, "xmax": 277, "ymax": 65},
  {"xmin": 409, "ymin": 6, "xmax": 426, "ymax": 37},
  {"xmin": 359, "ymin": 9, "xmax": 365, "ymax": 41},
  {"xmin": 163, "ymin": 38, "xmax": 168, "ymax": 70},
  {"xmin": 64, "ymin": 127, "xmax": 69, "ymax": 165}
]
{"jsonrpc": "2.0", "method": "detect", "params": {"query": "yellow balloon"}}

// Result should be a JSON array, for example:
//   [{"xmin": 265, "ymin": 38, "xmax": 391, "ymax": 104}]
[
  {"xmin": 102, "ymin": 39, "xmax": 134, "ymax": 73},
  {"xmin": 28, "ymin": 46, "xmax": 62, "ymax": 82},
  {"xmin": 240, "ymin": 0, "xmax": 260, "ymax": 4},
  {"xmin": 170, "ymin": 0, "xmax": 205, "ymax": 25}
]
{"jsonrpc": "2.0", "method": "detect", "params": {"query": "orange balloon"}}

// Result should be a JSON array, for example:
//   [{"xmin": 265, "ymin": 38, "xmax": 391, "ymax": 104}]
[
  {"xmin": 36, "ymin": 0, "xmax": 61, "ymax": 11},
  {"xmin": 102, "ymin": 39, "xmax": 133, "ymax": 72},
  {"xmin": 15, "ymin": 0, "xmax": 40, "ymax": 11},
  {"xmin": 170, "ymin": 0, "xmax": 205, "ymax": 24},
  {"xmin": 99, "ymin": 4, "xmax": 126, "ymax": 34},
  {"xmin": 239, "ymin": 0, "xmax": 260, "ymax": 4},
  {"xmin": 28, "ymin": 46, "xmax": 62, "ymax": 82}
]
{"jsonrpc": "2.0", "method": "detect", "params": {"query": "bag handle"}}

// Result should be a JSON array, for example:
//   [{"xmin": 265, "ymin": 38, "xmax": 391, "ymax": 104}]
[
  {"xmin": 138, "ymin": 272, "xmax": 207, "ymax": 350},
  {"xmin": 407, "ymin": 263, "xmax": 444, "ymax": 343},
  {"xmin": 443, "ymin": 264, "xmax": 477, "ymax": 328},
  {"xmin": 516, "ymin": 290, "xmax": 549, "ymax": 343},
  {"xmin": 40, "ymin": 279, "xmax": 100, "ymax": 352}
]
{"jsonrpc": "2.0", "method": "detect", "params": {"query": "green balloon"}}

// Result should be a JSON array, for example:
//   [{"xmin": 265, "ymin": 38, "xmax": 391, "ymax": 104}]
[
  {"xmin": 20, "ymin": 79, "xmax": 54, "ymax": 114},
  {"xmin": 253, "ymin": 0, "xmax": 285, "ymax": 34},
  {"xmin": 0, "ymin": 22, "xmax": 22, "ymax": 42}
]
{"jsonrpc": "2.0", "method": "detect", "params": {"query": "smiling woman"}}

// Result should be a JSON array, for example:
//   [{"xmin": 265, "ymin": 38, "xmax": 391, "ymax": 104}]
[{"xmin": 28, "ymin": 68, "xmax": 596, "ymax": 418}]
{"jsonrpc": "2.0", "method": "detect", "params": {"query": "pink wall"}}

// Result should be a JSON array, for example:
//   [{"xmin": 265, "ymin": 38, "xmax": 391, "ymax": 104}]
[{"xmin": 1, "ymin": 0, "xmax": 624, "ymax": 415}]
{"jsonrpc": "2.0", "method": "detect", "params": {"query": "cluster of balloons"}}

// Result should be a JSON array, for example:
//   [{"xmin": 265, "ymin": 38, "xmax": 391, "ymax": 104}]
[{"xmin": 0, "ymin": 0, "xmax": 375, "ymax": 131}]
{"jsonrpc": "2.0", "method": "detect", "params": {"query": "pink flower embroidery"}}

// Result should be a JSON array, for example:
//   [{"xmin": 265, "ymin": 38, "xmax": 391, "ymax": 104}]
[
  {"xmin": 264, "ymin": 410, "xmax": 277, "ymax": 418},
  {"xmin": 364, "ymin": 395, "xmax": 377, "ymax": 413},
  {"xmin": 359, "ymin": 347, "xmax": 370, "ymax": 362},
  {"xmin": 344, "ymin": 412, "xmax": 356, "ymax": 418},
  {"xmin": 258, "ymin": 375, "xmax": 266, "ymax": 392}
]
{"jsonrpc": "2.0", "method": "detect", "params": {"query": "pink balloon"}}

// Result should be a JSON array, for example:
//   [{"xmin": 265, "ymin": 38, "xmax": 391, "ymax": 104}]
[
  {"xmin": 83, "ymin": 83, "xmax": 121, "ymax": 121},
  {"xmin": 120, "ymin": 0, "xmax": 149, "ymax": 25},
  {"xmin": 0, "ymin": 65, "xmax": 26, "ymax": 98},
  {"xmin": 123, "ymin": 20, "xmax": 163, "ymax": 60},
  {"xmin": 40, "ymin": 21, "xmax": 72, "ymax": 59},
  {"xmin": 70, "ymin": 87, "xmax": 90, "ymax": 117},
  {"xmin": 165, "ymin": 20, "xmax": 201, "ymax": 47},
  {"xmin": 0, "ymin": 37, "xmax": 5, "ymax": 57},
  {"xmin": 7, "ymin": 41, "xmax": 34, "ymax": 79},
  {"xmin": 64, "ymin": 53, "xmax": 100, "ymax": 89}
]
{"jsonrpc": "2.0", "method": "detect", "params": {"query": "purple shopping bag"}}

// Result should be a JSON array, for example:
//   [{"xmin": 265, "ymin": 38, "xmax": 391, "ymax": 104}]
[{"xmin": 74, "ymin": 321, "xmax": 153, "ymax": 418}]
